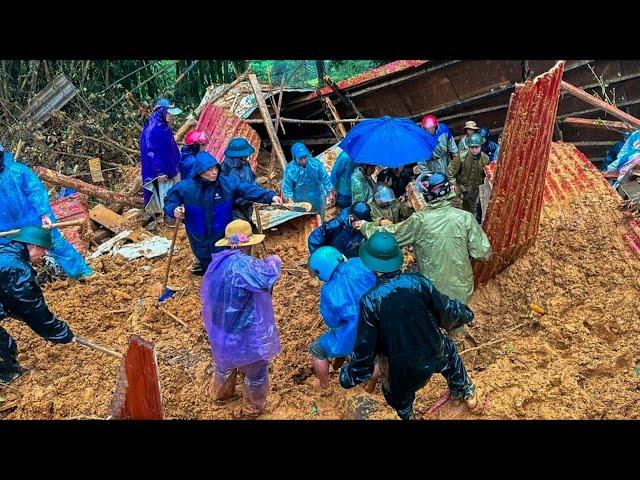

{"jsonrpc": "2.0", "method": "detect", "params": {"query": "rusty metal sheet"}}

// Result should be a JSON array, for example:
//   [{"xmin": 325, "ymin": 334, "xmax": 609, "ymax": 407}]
[
  {"xmin": 473, "ymin": 62, "xmax": 565, "ymax": 286},
  {"xmin": 50, "ymin": 192, "xmax": 91, "ymax": 256},
  {"xmin": 20, "ymin": 74, "xmax": 77, "ymax": 124},
  {"xmin": 195, "ymin": 104, "xmax": 261, "ymax": 172}
]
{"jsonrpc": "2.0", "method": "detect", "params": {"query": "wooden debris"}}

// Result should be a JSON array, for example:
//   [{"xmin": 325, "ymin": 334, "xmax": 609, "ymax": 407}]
[
  {"xmin": 89, "ymin": 204, "xmax": 129, "ymax": 233},
  {"xmin": 88, "ymin": 157, "xmax": 104, "ymax": 183},
  {"xmin": 562, "ymin": 117, "xmax": 634, "ymax": 131}
]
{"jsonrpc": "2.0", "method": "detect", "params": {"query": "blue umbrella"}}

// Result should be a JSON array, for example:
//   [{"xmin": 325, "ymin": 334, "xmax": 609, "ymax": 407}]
[{"xmin": 339, "ymin": 115, "xmax": 439, "ymax": 168}]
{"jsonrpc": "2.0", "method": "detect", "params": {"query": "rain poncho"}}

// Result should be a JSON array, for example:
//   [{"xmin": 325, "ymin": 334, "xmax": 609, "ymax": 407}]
[
  {"xmin": 339, "ymin": 271, "xmax": 475, "ymax": 418},
  {"xmin": 316, "ymin": 258, "xmax": 376, "ymax": 358},
  {"xmin": 607, "ymin": 130, "xmax": 640, "ymax": 173},
  {"xmin": 281, "ymin": 156, "xmax": 333, "ymax": 219},
  {"xmin": 448, "ymin": 150, "xmax": 490, "ymax": 214},
  {"xmin": 201, "ymin": 249, "xmax": 281, "ymax": 372},
  {"xmin": 361, "ymin": 192, "xmax": 491, "ymax": 304},
  {"xmin": 351, "ymin": 167, "xmax": 376, "ymax": 205},
  {"xmin": 139, "ymin": 107, "xmax": 180, "ymax": 205},
  {"xmin": 602, "ymin": 140, "xmax": 624, "ymax": 172},
  {"xmin": 221, "ymin": 156, "xmax": 257, "ymax": 226},
  {"xmin": 178, "ymin": 144, "xmax": 200, "ymax": 180},
  {"xmin": 0, "ymin": 153, "xmax": 92, "ymax": 278},
  {"xmin": 368, "ymin": 198, "xmax": 413, "ymax": 225},
  {"xmin": 378, "ymin": 167, "xmax": 415, "ymax": 199},
  {"xmin": 480, "ymin": 129, "xmax": 499, "ymax": 163},
  {"xmin": 418, "ymin": 123, "xmax": 458, "ymax": 174},
  {"xmin": 330, "ymin": 151, "xmax": 356, "ymax": 208},
  {"xmin": 308, "ymin": 208, "xmax": 365, "ymax": 258},
  {"xmin": 458, "ymin": 134, "xmax": 474, "ymax": 152},
  {"xmin": 164, "ymin": 153, "xmax": 276, "ymax": 269},
  {"xmin": 0, "ymin": 241, "xmax": 74, "ymax": 362}
]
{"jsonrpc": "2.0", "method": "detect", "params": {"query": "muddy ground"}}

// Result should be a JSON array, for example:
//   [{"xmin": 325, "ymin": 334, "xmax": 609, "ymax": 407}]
[{"xmin": 2, "ymin": 146, "xmax": 640, "ymax": 420}]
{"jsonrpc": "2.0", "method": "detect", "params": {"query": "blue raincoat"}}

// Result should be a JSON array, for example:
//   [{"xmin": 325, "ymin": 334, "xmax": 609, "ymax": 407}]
[
  {"xmin": 307, "ymin": 208, "xmax": 365, "ymax": 258},
  {"xmin": 317, "ymin": 258, "xmax": 376, "ymax": 358},
  {"xmin": 178, "ymin": 144, "xmax": 199, "ymax": 180},
  {"xmin": 163, "ymin": 152, "xmax": 276, "ymax": 269},
  {"xmin": 221, "ymin": 156, "xmax": 258, "ymax": 225},
  {"xmin": 330, "ymin": 151, "xmax": 356, "ymax": 208},
  {"xmin": 282, "ymin": 153, "xmax": 333, "ymax": 219},
  {"xmin": 139, "ymin": 107, "xmax": 180, "ymax": 205},
  {"xmin": 0, "ymin": 153, "xmax": 91, "ymax": 278},
  {"xmin": 201, "ymin": 249, "xmax": 281, "ymax": 372},
  {"xmin": 607, "ymin": 130, "xmax": 640, "ymax": 172}
]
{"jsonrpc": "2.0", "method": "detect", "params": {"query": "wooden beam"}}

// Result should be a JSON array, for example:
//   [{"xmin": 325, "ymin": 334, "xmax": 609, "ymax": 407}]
[
  {"xmin": 560, "ymin": 80, "xmax": 640, "ymax": 129},
  {"xmin": 322, "ymin": 96, "xmax": 348, "ymax": 139},
  {"xmin": 562, "ymin": 117, "xmax": 634, "ymax": 131},
  {"xmin": 174, "ymin": 118, "xmax": 197, "ymax": 142},
  {"xmin": 248, "ymin": 73, "xmax": 287, "ymax": 171},
  {"xmin": 33, "ymin": 166, "xmax": 143, "ymax": 208},
  {"xmin": 323, "ymin": 75, "xmax": 364, "ymax": 118}
]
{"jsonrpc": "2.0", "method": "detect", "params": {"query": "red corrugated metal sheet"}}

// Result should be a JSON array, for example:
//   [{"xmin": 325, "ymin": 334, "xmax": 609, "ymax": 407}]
[
  {"xmin": 473, "ymin": 61, "xmax": 565, "ymax": 286},
  {"xmin": 194, "ymin": 104, "xmax": 261, "ymax": 172},
  {"xmin": 301, "ymin": 60, "xmax": 428, "ymax": 100},
  {"xmin": 50, "ymin": 193, "xmax": 91, "ymax": 256}
]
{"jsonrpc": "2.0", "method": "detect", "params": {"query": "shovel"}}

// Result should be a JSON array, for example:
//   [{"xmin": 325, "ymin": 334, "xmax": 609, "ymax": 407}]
[
  {"xmin": 73, "ymin": 336, "xmax": 123, "ymax": 359},
  {"xmin": 158, "ymin": 217, "xmax": 181, "ymax": 302},
  {"xmin": 0, "ymin": 219, "xmax": 86, "ymax": 238}
]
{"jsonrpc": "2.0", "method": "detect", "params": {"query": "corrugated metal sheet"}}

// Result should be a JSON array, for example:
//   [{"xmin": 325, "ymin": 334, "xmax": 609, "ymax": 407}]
[
  {"xmin": 50, "ymin": 193, "xmax": 92, "ymax": 256},
  {"xmin": 20, "ymin": 74, "xmax": 77, "ymax": 124},
  {"xmin": 195, "ymin": 104, "xmax": 261, "ymax": 172},
  {"xmin": 473, "ymin": 62, "xmax": 565, "ymax": 286}
]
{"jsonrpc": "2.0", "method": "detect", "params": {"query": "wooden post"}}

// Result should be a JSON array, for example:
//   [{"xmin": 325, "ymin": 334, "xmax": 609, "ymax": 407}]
[
  {"xmin": 247, "ymin": 73, "xmax": 287, "ymax": 171},
  {"xmin": 32, "ymin": 165, "xmax": 143, "ymax": 208},
  {"xmin": 323, "ymin": 75, "xmax": 364, "ymax": 119},
  {"xmin": 322, "ymin": 96, "xmax": 348, "ymax": 139},
  {"xmin": 560, "ymin": 80, "xmax": 640, "ymax": 129},
  {"xmin": 562, "ymin": 116, "xmax": 635, "ymax": 131},
  {"xmin": 124, "ymin": 91, "xmax": 150, "ymax": 118},
  {"xmin": 174, "ymin": 118, "xmax": 197, "ymax": 143}
]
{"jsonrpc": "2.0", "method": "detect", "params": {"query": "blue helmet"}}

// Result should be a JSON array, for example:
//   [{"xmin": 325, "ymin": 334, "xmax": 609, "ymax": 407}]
[
  {"xmin": 291, "ymin": 142, "xmax": 312, "ymax": 162},
  {"xmin": 308, "ymin": 246, "xmax": 346, "ymax": 282},
  {"xmin": 350, "ymin": 201, "xmax": 372, "ymax": 221},
  {"xmin": 374, "ymin": 186, "xmax": 395, "ymax": 205},
  {"xmin": 425, "ymin": 172, "xmax": 451, "ymax": 200}
]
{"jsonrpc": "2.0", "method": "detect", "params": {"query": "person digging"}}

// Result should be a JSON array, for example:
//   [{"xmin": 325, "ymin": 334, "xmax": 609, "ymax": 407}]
[{"xmin": 339, "ymin": 232, "xmax": 482, "ymax": 420}]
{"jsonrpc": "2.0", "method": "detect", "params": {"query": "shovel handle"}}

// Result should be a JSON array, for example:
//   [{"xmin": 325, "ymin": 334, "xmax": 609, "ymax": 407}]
[
  {"xmin": 161, "ymin": 218, "xmax": 182, "ymax": 291},
  {"xmin": 73, "ymin": 336, "xmax": 123, "ymax": 359},
  {"xmin": 0, "ymin": 219, "xmax": 86, "ymax": 238}
]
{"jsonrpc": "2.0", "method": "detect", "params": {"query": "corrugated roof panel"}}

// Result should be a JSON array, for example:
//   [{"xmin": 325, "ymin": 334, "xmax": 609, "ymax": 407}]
[
  {"xmin": 474, "ymin": 62, "xmax": 565, "ymax": 286},
  {"xmin": 20, "ymin": 74, "xmax": 77, "ymax": 124}
]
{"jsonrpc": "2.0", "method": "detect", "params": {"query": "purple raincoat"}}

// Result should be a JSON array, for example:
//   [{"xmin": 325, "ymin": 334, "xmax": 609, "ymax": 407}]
[
  {"xmin": 201, "ymin": 249, "xmax": 282, "ymax": 372},
  {"xmin": 139, "ymin": 107, "xmax": 180, "ymax": 204}
]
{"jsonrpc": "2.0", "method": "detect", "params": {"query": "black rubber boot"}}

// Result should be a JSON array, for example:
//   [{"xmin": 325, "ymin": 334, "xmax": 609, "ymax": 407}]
[{"xmin": 190, "ymin": 261, "xmax": 205, "ymax": 276}]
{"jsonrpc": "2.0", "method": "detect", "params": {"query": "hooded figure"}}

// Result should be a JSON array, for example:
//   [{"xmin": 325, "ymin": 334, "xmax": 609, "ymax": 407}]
[
  {"xmin": 201, "ymin": 219, "xmax": 282, "ymax": 417},
  {"xmin": 368, "ymin": 186, "xmax": 414, "ymax": 226},
  {"xmin": 339, "ymin": 232, "xmax": 479, "ymax": 420},
  {"xmin": 351, "ymin": 164, "xmax": 377, "ymax": 205},
  {"xmin": 419, "ymin": 116, "xmax": 458, "ymax": 174},
  {"xmin": 221, "ymin": 137, "xmax": 258, "ymax": 230},
  {"xmin": 479, "ymin": 127, "xmax": 499, "ymax": 163},
  {"xmin": 330, "ymin": 151, "xmax": 357, "ymax": 209},
  {"xmin": 307, "ymin": 202, "xmax": 372, "ymax": 258},
  {"xmin": 139, "ymin": 101, "xmax": 182, "ymax": 214},
  {"xmin": 163, "ymin": 151, "xmax": 278, "ymax": 272},
  {"xmin": 0, "ymin": 149, "xmax": 92, "ymax": 279},
  {"xmin": 0, "ymin": 227, "xmax": 74, "ymax": 384},
  {"xmin": 282, "ymin": 142, "xmax": 333, "ymax": 220}
]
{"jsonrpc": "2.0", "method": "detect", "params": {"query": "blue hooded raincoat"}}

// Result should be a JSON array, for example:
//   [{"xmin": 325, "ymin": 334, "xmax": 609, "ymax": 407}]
[{"xmin": 330, "ymin": 151, "xmax": 356, "ymax": 208}]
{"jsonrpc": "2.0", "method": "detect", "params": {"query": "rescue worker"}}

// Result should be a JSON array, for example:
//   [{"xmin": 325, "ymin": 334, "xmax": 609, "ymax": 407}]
[
  {"xmin": 418, "ymin": 114, "xmax": 458, "ymax": 174},
  {"xmin": 355, "ymin": 173, "xmax": 491, "ymax": 346},
  {"xmin": 179, "ymin": 130, "xmax": 209, "ymax": 180},
  {"xmin": 202, "ymin": 220, "xmax": 282, "ymax": 417},
  {"xmin": 140, "ymin": 98, "xmax": 183, "ymax": 225},
  {"xmin": 601, "ymin": 132, "xmax": 630, "ymax": 172},
  {"xmin": 330, "ymin": 150, "xmax": 357, "ymax": 210},
  {"xmin": 282, "ymin": 142, "xmax": 334, "ymax": 221},
  {"xmin": 377, "ymin": 167, "xmax": 415, "ymax": 202},
  {"xmin": 221, "ymin": 137, "xmax": 259, "ymax": 231},
  {"xmin": 368, "ymin": 186, "xmax": 413, "ymax": 226},
  {"xmin": 457, "ymin": 120, "xmax": 480, "ymax": 152},
  {"xmin": 164, "ymin": 152, "xmax": 283, "ymax": 275},
  {"xmin": 307, "ymin": 246, "xmax": 377, "ymax": 389},
  {"xmin": 479, "ymin": 127, "xmax": 500, "ymax": 163},
  {"xmin": 351, "ymin": 163, "xmax": 377, "ymax": 205},
  {"xmin": 448, "ymin": 132, "xmax": 489, "ymax": 218},
  {"xmin": 308, "ymin": 202, "xmax": 372, "ymax": 258},
  {"xmin": 0, "ymin": 144, "xmax": 92, "ymax": 279},
  {"xmin": 339, "ymin": 232, "xmax": 480, "ymax": 420},
  {"xmin": 0, "ymin": 227, "xmax": 75, "ymax": 385}
]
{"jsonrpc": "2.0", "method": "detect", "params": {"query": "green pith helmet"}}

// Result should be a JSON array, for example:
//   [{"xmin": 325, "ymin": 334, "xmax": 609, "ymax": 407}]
[
  {"xmin": 9, "ymin": 226, "xmax": 53, "ymax": 249},
  {"xmin": 359, "ymin": 231, "xmax": 404, "ymax": 273},
  {"xmin": 469, "ymin": 133, "xmax": 483, "ymax": 147}
]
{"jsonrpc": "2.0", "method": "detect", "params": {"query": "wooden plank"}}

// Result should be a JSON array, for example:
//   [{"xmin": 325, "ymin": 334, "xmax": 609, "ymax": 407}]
[
  {"xmin": 89, "ymin": 204, "xmax": 129, "ymax": 233},
  {"xmin": 322, "ymin": 96, "xmax": 348, "ymax": 139},
  {"xmin": 247, "ymin": 73, "xmax": 287, "ymax": 171},
  {"xmin": 560, "ymin": 80, "xmax": 640, "ymax": 129},
  {"xmin": 109, "ymin": 335, "xmax": 164, "ymax": 420},
  {"xmin": 562, "ymin": 117, "xmax": 634, "ymax": 131},
  {"xmin": 88, "ymin": 157, "xmax": 104, "ymax": 183}
]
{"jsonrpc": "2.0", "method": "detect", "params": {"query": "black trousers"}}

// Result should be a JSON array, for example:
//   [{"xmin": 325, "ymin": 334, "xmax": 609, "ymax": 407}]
[{"xmin": 0, "ymin": 325, "xmax": 19, "ymax": 368}]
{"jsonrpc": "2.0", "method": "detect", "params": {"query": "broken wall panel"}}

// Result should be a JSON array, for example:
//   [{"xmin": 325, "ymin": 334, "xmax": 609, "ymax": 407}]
[
  {"xmin": 195, "ymin": 104, "xmax": 261, "ymax": 172},
  {"xmin": 20, "ymin": 74, "xmax": 77, "ymax": 124},
  {"xmin": 473, "ymin": 61, "xmax": 565, "ymax": 286},
  {"xmin": 49, "ymin": 193, "xmax": 92, "ymax": 256},
  {"xmin": 109, "ymin": 335, "xmax": 164, "ymax": 420}
]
